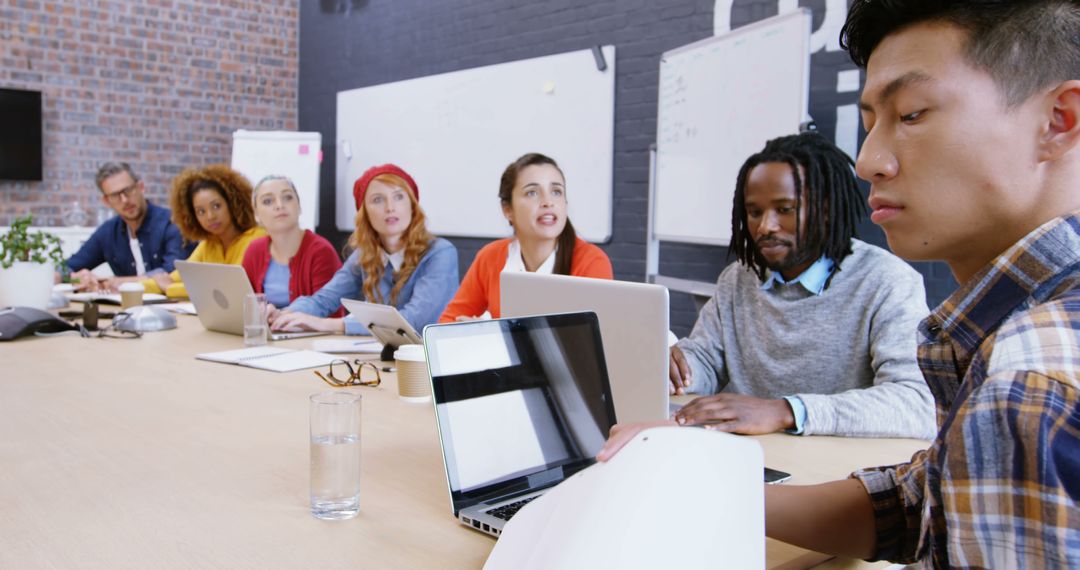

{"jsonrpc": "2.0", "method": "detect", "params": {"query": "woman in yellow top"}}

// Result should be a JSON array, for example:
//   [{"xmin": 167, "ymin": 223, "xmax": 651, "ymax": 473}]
[{"xmin": 144, "ymin": 164, "xmax": 267, "ymax": 297}]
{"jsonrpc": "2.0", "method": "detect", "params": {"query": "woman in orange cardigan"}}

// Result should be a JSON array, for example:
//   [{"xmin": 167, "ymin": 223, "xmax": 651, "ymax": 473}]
[{"xmin": 439, "ymin": 152, "xmax": 612, "ymax": 322}]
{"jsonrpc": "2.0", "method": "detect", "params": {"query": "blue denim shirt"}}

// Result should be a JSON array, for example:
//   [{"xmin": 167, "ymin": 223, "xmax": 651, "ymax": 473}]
[
  {"xmin": 288, "ymin": 237, "xmax": 459, "ymax": 335},
  {"xmin": 66, "ymin": 201, "xmax": 192, "ymax": 276}
]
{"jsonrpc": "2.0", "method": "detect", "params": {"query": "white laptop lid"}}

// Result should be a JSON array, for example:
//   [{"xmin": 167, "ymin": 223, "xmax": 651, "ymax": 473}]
[
  {"xmin": 500, "ymin": 273, "xmax": 670, "ymax": 424},
  {"xmin": 175, "ymin": 261, "xmax": 254, "ymax": 335},
  {"xmin": 423, "ymin": 312, "xmax": 618, "ymax": 518}
]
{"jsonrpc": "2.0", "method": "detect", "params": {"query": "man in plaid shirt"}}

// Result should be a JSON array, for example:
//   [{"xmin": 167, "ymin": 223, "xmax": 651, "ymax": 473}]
[{"xmin": 599, "ymin": 0, "xmax": 1079, "ymax": 566}]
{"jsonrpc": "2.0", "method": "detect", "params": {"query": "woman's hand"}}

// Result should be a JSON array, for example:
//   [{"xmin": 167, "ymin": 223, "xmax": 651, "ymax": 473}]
[{"xmin": 270, "ymin": 310, "xmax": 345, "ymax": 334}]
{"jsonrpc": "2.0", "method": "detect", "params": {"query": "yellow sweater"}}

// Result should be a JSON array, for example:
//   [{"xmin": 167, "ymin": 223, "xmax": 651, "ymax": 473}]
[{"xmin": 144, "ymin": 226, "xmax": 267, "ymax": 297}]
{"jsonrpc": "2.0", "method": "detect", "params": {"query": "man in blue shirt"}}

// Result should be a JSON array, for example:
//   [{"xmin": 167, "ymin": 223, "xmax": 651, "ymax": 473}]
[{"xmin": 64, "ymin": 162, "xmax": 190, "ymax": 291}]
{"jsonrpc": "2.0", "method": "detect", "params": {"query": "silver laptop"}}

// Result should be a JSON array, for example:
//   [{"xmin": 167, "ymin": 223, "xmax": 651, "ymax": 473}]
[
  {"xmin": 175, "ymin": 260, "xmax": 328, "ymax": 341},
  {"xmin": 501, "ymin": 272, "xmax": 670, "ymax": 424},
  {"xmin": 424, "ymin": 312, "xmax": 618, "ymax": 537}
]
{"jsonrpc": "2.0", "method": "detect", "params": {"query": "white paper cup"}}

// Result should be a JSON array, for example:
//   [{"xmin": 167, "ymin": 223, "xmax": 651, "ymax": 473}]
[
  {"xmin": 118, "ymin": 282, "xmax": 145, "ymax": 309},
  {"xmin": 394, "ymin": 344, "xmax": 430, "ymax": 402}
]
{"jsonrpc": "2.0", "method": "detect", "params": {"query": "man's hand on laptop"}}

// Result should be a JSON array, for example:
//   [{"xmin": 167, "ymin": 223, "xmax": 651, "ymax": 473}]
[
  {"xmin": 673, "ymin": 394, "xmax": 795, "ymax": 435},
  {"xmin": 596, "ymin": 420, "xmax": 679, "ymax": 462},
  {"xmin": 668, "ymin": 345, "xmax": 692, "ymax": 395},
  {"xmin": 269, "ymin": 309, "xmax": 345, "ymax": 334}
]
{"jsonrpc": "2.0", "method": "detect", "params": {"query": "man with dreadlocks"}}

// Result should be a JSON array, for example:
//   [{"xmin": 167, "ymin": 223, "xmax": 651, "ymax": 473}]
[
  {"xmin": 667, "ymin": 131, "xmax": 935, "ymax": 439},
  {"xmin": 602, "ymin": 1, "xmax": 1080, "ymax": 565}
]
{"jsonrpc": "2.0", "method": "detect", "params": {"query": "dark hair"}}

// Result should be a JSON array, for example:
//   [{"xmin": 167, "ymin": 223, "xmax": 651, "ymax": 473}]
[
  {"xmin": 498, "ymin": 152, "xmax": 577, "ymax": 275},
  {"xmin": 169, "ymin": 164, "xmax": 256, "ymax": 242},
  {"xmin": 730, "ymin": 132, "xmax": 867, "ymax": 282},
  {"xmin": 841, "ymin": 0, "xmax": 1080, "ymax": 106},
  {"xmin": 95, "ymin": 162, "xmax": 139, "ymax": 192}
]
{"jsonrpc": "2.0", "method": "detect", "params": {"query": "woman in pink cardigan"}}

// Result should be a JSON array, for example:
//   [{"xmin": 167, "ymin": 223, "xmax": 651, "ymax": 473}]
[{"xmin": 242, "ymin": 175, "xmax": 342, "ymax": 313}]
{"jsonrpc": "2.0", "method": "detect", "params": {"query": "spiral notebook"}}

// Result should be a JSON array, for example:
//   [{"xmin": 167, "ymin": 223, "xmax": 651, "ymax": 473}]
[{"xmin": 195, "ymin": 346, "xmax": 338, "ymax": 373}]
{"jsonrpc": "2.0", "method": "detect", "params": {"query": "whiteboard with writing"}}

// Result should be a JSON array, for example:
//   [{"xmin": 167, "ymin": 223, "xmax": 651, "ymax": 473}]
[
  {"xmin": 335, "ymin": 46, "xmax": 615, "ymax": 242},
  {"xmin": 654, "ymin": 10, "xmax": 811, "ymax": 245}
]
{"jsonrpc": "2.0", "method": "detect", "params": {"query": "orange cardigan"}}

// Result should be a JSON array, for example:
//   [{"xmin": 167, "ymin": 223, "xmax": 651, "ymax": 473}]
[{"xmin": 439, "ymin": 237, "xmax": 613, "ymax": 322}]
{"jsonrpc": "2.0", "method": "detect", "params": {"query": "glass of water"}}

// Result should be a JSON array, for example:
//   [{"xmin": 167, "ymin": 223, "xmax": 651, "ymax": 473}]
[
  {"xmin": 242, "ymin": 293, "xmax": 269, "ymax": 346},
  {"xmin": 310, "ymin": 391, "xmax": 362, "ymax": 520}
]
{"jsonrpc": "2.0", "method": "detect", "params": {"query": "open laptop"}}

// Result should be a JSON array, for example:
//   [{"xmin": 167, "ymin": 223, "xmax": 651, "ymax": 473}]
[
  {"xmin": 423, "ymin": 312, "xmax": 618, "ymax": 537},
  {"xmin": 501, "ymin": 272, "xmax": 670, "ymax": 424},
  {"xmin": 175, "ymin": 261, "xmax": 328, "ymax": 341}
]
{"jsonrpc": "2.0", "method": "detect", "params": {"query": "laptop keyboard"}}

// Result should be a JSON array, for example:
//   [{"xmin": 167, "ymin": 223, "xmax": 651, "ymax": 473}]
[{"xmin": 486, "ymin": 496, "xmax": 538, "ymax": 521}]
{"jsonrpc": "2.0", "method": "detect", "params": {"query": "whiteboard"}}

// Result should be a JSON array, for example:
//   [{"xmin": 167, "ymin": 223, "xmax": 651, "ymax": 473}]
[
  {"xmin": 335, "ymin": 46, "xmax": 615, "ymax": 242},
  {"xmin": 654, "ymin": 10, "xmax": 811, "ymax": 245},
  {"xmin": 231, "ymin": 130, "xmax": 321, "ymax": 230}
]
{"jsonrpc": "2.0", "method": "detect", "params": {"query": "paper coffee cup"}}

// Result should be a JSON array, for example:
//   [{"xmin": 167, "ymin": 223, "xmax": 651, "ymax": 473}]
[
  {"xmin": 394, "ymin": 344, "xmax": 430, "ymax": 402},
  {"xmin": 119, "ymin": 282, "xmax": 145, "ymax": 309}
]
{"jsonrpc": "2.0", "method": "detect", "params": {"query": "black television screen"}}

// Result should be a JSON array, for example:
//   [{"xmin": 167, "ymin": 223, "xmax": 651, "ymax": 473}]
[{"xmin": 0, "ymin": 88, "xmax": 43, "ymax": 181}]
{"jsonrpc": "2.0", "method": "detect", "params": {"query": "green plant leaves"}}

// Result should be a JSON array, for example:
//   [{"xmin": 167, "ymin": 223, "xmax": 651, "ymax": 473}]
[{"xmin": 0, "ymin": 214, "xmax": 65, "ymax": 270}]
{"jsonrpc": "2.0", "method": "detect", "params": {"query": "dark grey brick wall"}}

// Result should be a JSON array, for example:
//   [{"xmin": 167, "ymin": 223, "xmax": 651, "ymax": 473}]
[{"xmin": 299, "ymin": 0, "xmax": 958, "ymax": 336}]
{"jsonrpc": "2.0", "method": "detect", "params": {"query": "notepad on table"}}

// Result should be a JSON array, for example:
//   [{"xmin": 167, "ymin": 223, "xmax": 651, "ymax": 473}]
[
  {"xmin": 310, "ymin": 338, "xmax": 383, "ymax": 354},
  {"xmin": 69, "ymin": 292, "xmax": 168, "ymax": 305},
  {"xmin": 195, "ymin": 346, "xmax": 339, "ymax": 373}
]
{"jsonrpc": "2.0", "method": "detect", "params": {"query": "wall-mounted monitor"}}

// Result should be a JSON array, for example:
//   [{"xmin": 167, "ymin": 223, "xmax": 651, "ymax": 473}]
[{"xmin": 0, "ymin": 88, "xmax": 43, "ymax": 181}]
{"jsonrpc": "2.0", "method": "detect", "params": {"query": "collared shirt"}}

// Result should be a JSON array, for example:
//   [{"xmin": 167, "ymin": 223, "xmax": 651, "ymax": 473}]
[
  {"xmin": 66, "ymin": 201, "xmax": 190, "ymax": 276},
  {"xmin": 763, "ymin": 255, "xmax": 836, "ymax": 434},
  {"xmin": 853, "ymin": 212, "xmax": 1080, "ymax": 568},
  {"xmin": 503, "ymin": 239, "xmax": 557, "ymax": 274},
  {"xmin": 761, "ymin": 256, "xmax": 835, "ymax": 295},
  {"xmin": 381, "ymin": 248, "xmax": 405, "ymax": 272}
]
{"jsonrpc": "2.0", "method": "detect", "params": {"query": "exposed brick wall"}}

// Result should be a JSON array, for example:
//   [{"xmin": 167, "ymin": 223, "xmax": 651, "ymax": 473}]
[
  {"xmin": 299, "ymin": 0, "xmax": 957, "ymax": 336},
  {"xmin": 0, "ymin": 0, "xmax": 299, "ymax": 226}
]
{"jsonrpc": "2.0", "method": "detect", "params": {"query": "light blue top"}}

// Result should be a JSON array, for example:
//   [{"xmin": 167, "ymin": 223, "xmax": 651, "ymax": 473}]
[
  {"xmin": 264, "ymin": 260, "xmax": 291, "ymax": 309},
  {"xmin": 287, "ymin": 237, "xmax": 459, "ymax": 335},
  {"xmin": 761, "ymin": 255, "xmax": 835, "ymax": 295},
  {"xmin": 761, "ymin": 255, "xmax": 835, "ymax": 435}
]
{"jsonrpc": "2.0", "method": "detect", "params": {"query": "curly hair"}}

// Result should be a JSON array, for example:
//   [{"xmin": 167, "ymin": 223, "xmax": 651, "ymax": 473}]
[
  {"xmin": 169, "ymin": 164, "xmax": 257, "ymax": 242},
  {"xmin": 348, "ymin": 173, "xmax": 434, "ymax": 305}
]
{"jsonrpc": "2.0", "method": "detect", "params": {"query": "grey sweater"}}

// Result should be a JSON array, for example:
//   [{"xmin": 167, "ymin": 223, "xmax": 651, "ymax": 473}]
[{"xmin": 677, "ymin": 240, "xmax": 936, "ymax": 439}]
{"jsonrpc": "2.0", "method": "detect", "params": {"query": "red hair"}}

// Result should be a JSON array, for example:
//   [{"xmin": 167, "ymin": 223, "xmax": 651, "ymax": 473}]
[{"xmin": 348, "ymin": 173, "xmax": 433, "ymax": 305}]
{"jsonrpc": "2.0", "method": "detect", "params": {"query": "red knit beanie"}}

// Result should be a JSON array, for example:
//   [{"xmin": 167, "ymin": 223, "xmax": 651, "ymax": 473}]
[{"xmin": 353, "ymin": 164, "xmax": 419, "ymax": 210}]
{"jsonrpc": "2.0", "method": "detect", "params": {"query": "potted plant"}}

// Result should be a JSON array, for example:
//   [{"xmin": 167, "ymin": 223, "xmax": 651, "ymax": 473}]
[{"xmin": 0, "ymin": 214, "xmax": 65, "ymax": 309}]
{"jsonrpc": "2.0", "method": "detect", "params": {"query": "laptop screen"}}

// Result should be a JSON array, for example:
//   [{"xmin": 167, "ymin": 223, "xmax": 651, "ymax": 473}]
[{"xmin": 425, "ymin": 312, "xmax": 617, "ymax": 512}]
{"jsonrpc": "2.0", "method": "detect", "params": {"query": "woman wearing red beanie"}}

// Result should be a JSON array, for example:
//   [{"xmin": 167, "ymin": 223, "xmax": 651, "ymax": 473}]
[
  {"xmin": 439, "ymin": 153, "xmax": 612, "ymax": 322},
  {"xmin": 268, "ymin": 164, "xmax": 458, "ymax": 334}
]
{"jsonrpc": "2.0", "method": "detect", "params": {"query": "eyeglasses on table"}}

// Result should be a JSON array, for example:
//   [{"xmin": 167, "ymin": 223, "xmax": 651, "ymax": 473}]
[{"xmin": 314, "ymin": 359, "xmax": 382, "ymax": 388}]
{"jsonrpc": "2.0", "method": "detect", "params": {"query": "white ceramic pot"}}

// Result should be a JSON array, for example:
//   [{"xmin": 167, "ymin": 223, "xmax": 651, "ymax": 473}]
[{"xmin": 0, "ymin": 261, "xmax": 54, "ymax": 310}]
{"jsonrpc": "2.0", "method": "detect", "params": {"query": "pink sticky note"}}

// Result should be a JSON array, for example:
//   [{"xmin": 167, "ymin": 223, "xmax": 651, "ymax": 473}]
[
  {"xmin": 299, "ymin": 144, "xmax": 310, "ymax": 155},
  {"xmin": 318, "ymin": 150, "xmax": 323, "ymax": 163}
]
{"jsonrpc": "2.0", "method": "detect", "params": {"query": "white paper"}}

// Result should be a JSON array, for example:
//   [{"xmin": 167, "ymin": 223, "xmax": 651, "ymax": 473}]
[
  {"xmin": 159, "ymin": 302, "xmax": 197, "ymax": 315},
  {"xmin": 311, "ymin": 338, "xmax": 383, "ymax": 354},
  {"xmin": 68, "ymin": 292, "xmax": 167, "ymax": 305},
  {"xmin": 484, "ymin": 427, "xmax": 765, "ymax": 570},
  {"xmin": 195, "ymin": 347, "xmax": 339, "ymax": 373}
]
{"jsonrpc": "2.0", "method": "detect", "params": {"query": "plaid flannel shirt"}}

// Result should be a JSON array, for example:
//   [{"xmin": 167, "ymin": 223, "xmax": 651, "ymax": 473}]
[{"xmin": 852, "ymin": 212, "xmax": 1080, "ymax": 568}]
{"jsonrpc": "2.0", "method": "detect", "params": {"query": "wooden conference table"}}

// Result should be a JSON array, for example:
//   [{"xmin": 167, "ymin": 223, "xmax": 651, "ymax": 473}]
[{"xmin": 0, "ymin": 314, "xmax": 927, "ymax": 569}]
